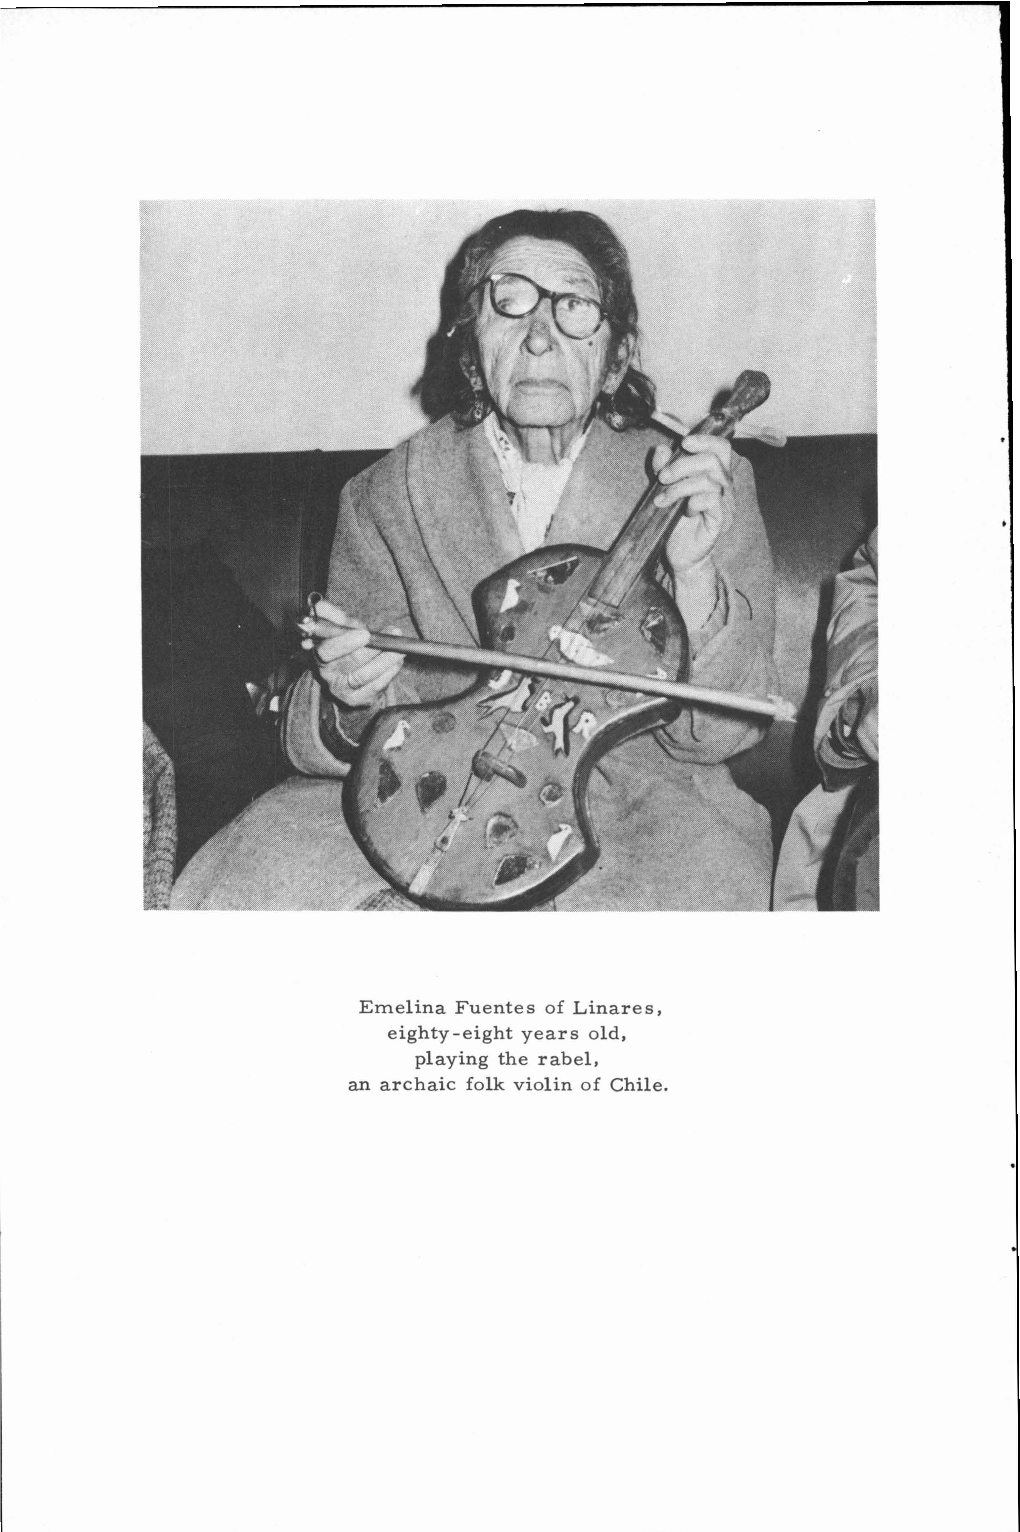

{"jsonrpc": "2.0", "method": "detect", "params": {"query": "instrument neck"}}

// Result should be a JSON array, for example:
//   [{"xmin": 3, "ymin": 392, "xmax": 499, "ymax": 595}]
[
  {"xmin": 584, "ymin": 368, "xmax": 770, "ymax": 612},
  {"xmin": 586, "ymin": 477, "xmax": 683, "ymax": 609}
]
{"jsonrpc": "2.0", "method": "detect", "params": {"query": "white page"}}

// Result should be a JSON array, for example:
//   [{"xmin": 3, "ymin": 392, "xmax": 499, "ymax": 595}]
[{"xmin": 1, "ymin": 7, "xmax": 1013, "ymax": 1529}]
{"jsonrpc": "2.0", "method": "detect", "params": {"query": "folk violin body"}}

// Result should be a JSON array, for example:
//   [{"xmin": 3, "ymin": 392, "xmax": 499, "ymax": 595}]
[
  {"xmin": 346, "ymin": 545, "xmax": 689, "ymax": 909},
  {"xmin": 344, "ymin": 368, "xmax": 770, "ymax": 910}
]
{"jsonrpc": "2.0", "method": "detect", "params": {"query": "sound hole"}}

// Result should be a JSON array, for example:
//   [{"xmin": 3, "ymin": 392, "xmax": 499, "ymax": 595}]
[
  {"xmin": 415, "ymin": 771, "xmax": 447, "ymax": 813},
  {"xmin": 533, "ymin": 556, "xmax": 579, "ymax": 588},
  {"xmin": 377, "ymin": 759, "xmax": 401, "ymax": 805},
  {"xmin": 494, "ymin": 852, "xmax": 539, "ymax": 887},
  {"xmin": 485, "ymin": 813, "xmax": 519, "ymax": 849}
]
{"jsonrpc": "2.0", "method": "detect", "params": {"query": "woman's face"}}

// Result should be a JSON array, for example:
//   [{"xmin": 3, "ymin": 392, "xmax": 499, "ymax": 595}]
[{"xmin": 474, "ymin": 237, "xmax": 629, "ymax": 434}]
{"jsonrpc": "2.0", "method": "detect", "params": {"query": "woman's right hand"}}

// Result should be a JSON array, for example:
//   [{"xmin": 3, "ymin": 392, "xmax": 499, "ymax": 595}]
[{"xmin": 298, "ymin": 598, "xmax": 404, "ymax": 708}]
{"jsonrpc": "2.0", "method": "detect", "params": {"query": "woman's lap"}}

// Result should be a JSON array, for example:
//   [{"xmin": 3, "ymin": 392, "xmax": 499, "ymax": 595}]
[
  {"xmin": 170, "ymin": 777, "xmax": 394, "ymax": 910},
  {"xmin": 170, "ymin": 757, "xmax": 772, "ymax": 912}
]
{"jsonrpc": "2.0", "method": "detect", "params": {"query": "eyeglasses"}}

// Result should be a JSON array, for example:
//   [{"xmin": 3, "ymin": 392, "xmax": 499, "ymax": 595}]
[{"xmin": 483, "ymin": 272, "xmax": 605, "ymax": 340}]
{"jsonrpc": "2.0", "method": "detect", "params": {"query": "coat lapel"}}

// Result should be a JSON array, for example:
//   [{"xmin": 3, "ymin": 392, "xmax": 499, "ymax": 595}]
[
  {"xmin": 406, "ymin": 417, "xmax": 524, "ymax": 640},
  {"xmin": 544, "ymin": 420, "xmax": 657, "ymax": 550},
  {"xmin": 403, "ymin": 416, "xmax": 663, "ymax": 637}
]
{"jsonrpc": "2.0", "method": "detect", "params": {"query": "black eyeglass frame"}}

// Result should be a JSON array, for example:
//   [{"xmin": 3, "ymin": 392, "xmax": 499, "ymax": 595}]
[{"xmin": 480, "ymin": 272, "xmax": 606, "ymax": 340}]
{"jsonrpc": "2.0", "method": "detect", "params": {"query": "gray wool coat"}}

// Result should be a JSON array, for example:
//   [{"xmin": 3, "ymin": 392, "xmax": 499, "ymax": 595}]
[{"xmin": 172, "ymin": 414, "xmax": 778, "ymax": 911}]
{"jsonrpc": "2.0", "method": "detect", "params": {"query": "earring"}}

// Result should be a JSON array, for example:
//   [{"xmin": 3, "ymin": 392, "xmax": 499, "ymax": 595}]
[
  {"xmin": 602, "ymin": 391, "xmax": 626, "ymax": 431},
  {"xmin": 466, "ymin": 365, "xmax": 486, "ymax": 424}
]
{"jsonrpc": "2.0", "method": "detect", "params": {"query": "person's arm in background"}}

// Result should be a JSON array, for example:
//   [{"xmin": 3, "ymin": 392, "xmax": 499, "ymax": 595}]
[
  {"xmin": 772, "ymin": 530, "xmax": 878, "ymax": 912},
  {"xmin": 815, "ymin": 528, "xmax": 878, "ymax": 785}
]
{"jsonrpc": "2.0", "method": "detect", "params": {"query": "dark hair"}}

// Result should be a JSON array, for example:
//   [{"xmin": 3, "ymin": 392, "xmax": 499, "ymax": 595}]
[{"xmin": 413, "ymin": 208, "xmax": 656, "ymax": 430}]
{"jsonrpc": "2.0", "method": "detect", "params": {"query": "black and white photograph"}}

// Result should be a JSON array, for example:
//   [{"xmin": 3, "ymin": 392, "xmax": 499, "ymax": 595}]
[
  {"xmin": 1, "ymin": 8, "xmax": 1012, "ymax": 1532},
  {"xmin": 142, "ymin": 199, "xmax": 878, "ymax": 912}
]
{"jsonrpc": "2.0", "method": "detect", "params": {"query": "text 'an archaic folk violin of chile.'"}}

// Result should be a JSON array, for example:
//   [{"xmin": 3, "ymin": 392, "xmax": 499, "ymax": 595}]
[{"xmin": 343, "ymin": 370, "xmax": 775, "ymax": 910}]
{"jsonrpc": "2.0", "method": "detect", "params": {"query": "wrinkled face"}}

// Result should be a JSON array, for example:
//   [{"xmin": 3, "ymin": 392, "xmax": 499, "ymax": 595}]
[{"xmin": 474, "ymin": 237, "xmax": 630, "ymax": 433}]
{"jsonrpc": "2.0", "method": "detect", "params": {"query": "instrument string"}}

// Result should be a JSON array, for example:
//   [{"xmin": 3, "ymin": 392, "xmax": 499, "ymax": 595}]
[{"xmin": 447, "ymin": 573, "xmax": 633, "ymax": 824}]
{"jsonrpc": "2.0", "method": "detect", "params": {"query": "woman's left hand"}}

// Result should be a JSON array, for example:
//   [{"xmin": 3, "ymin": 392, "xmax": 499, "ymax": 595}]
[{"xmin": 652, "ymin": 433, "xmax": 735, "ymax": 576}]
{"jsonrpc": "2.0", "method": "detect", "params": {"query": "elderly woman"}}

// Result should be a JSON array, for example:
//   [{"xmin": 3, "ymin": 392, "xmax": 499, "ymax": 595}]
[{"xmin": 172, "ymin": 208, "xmax": 778, "ymax": 910}]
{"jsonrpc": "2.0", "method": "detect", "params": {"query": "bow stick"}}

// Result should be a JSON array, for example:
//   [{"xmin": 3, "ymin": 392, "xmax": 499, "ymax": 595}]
[
  {"xmin": 298, "ymin": 370, "xmax": 793, "ymax": 722},
  {"xmin": 300, "ymin": 621, "xmax": 795, "ymax": 721}
]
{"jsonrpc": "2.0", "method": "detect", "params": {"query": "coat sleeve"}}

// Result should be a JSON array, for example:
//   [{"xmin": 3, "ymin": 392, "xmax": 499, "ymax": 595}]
[
  {"xmin": 654, "ymin": 450, "xmax": 780, "ymax": 765},
  {"xmin": 281, "ymin": 464, "xmax": 424, "ymax": 777},
  {"xmin": 814, "ymin": 528, "xmax": 878, "ymax": 788}
]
